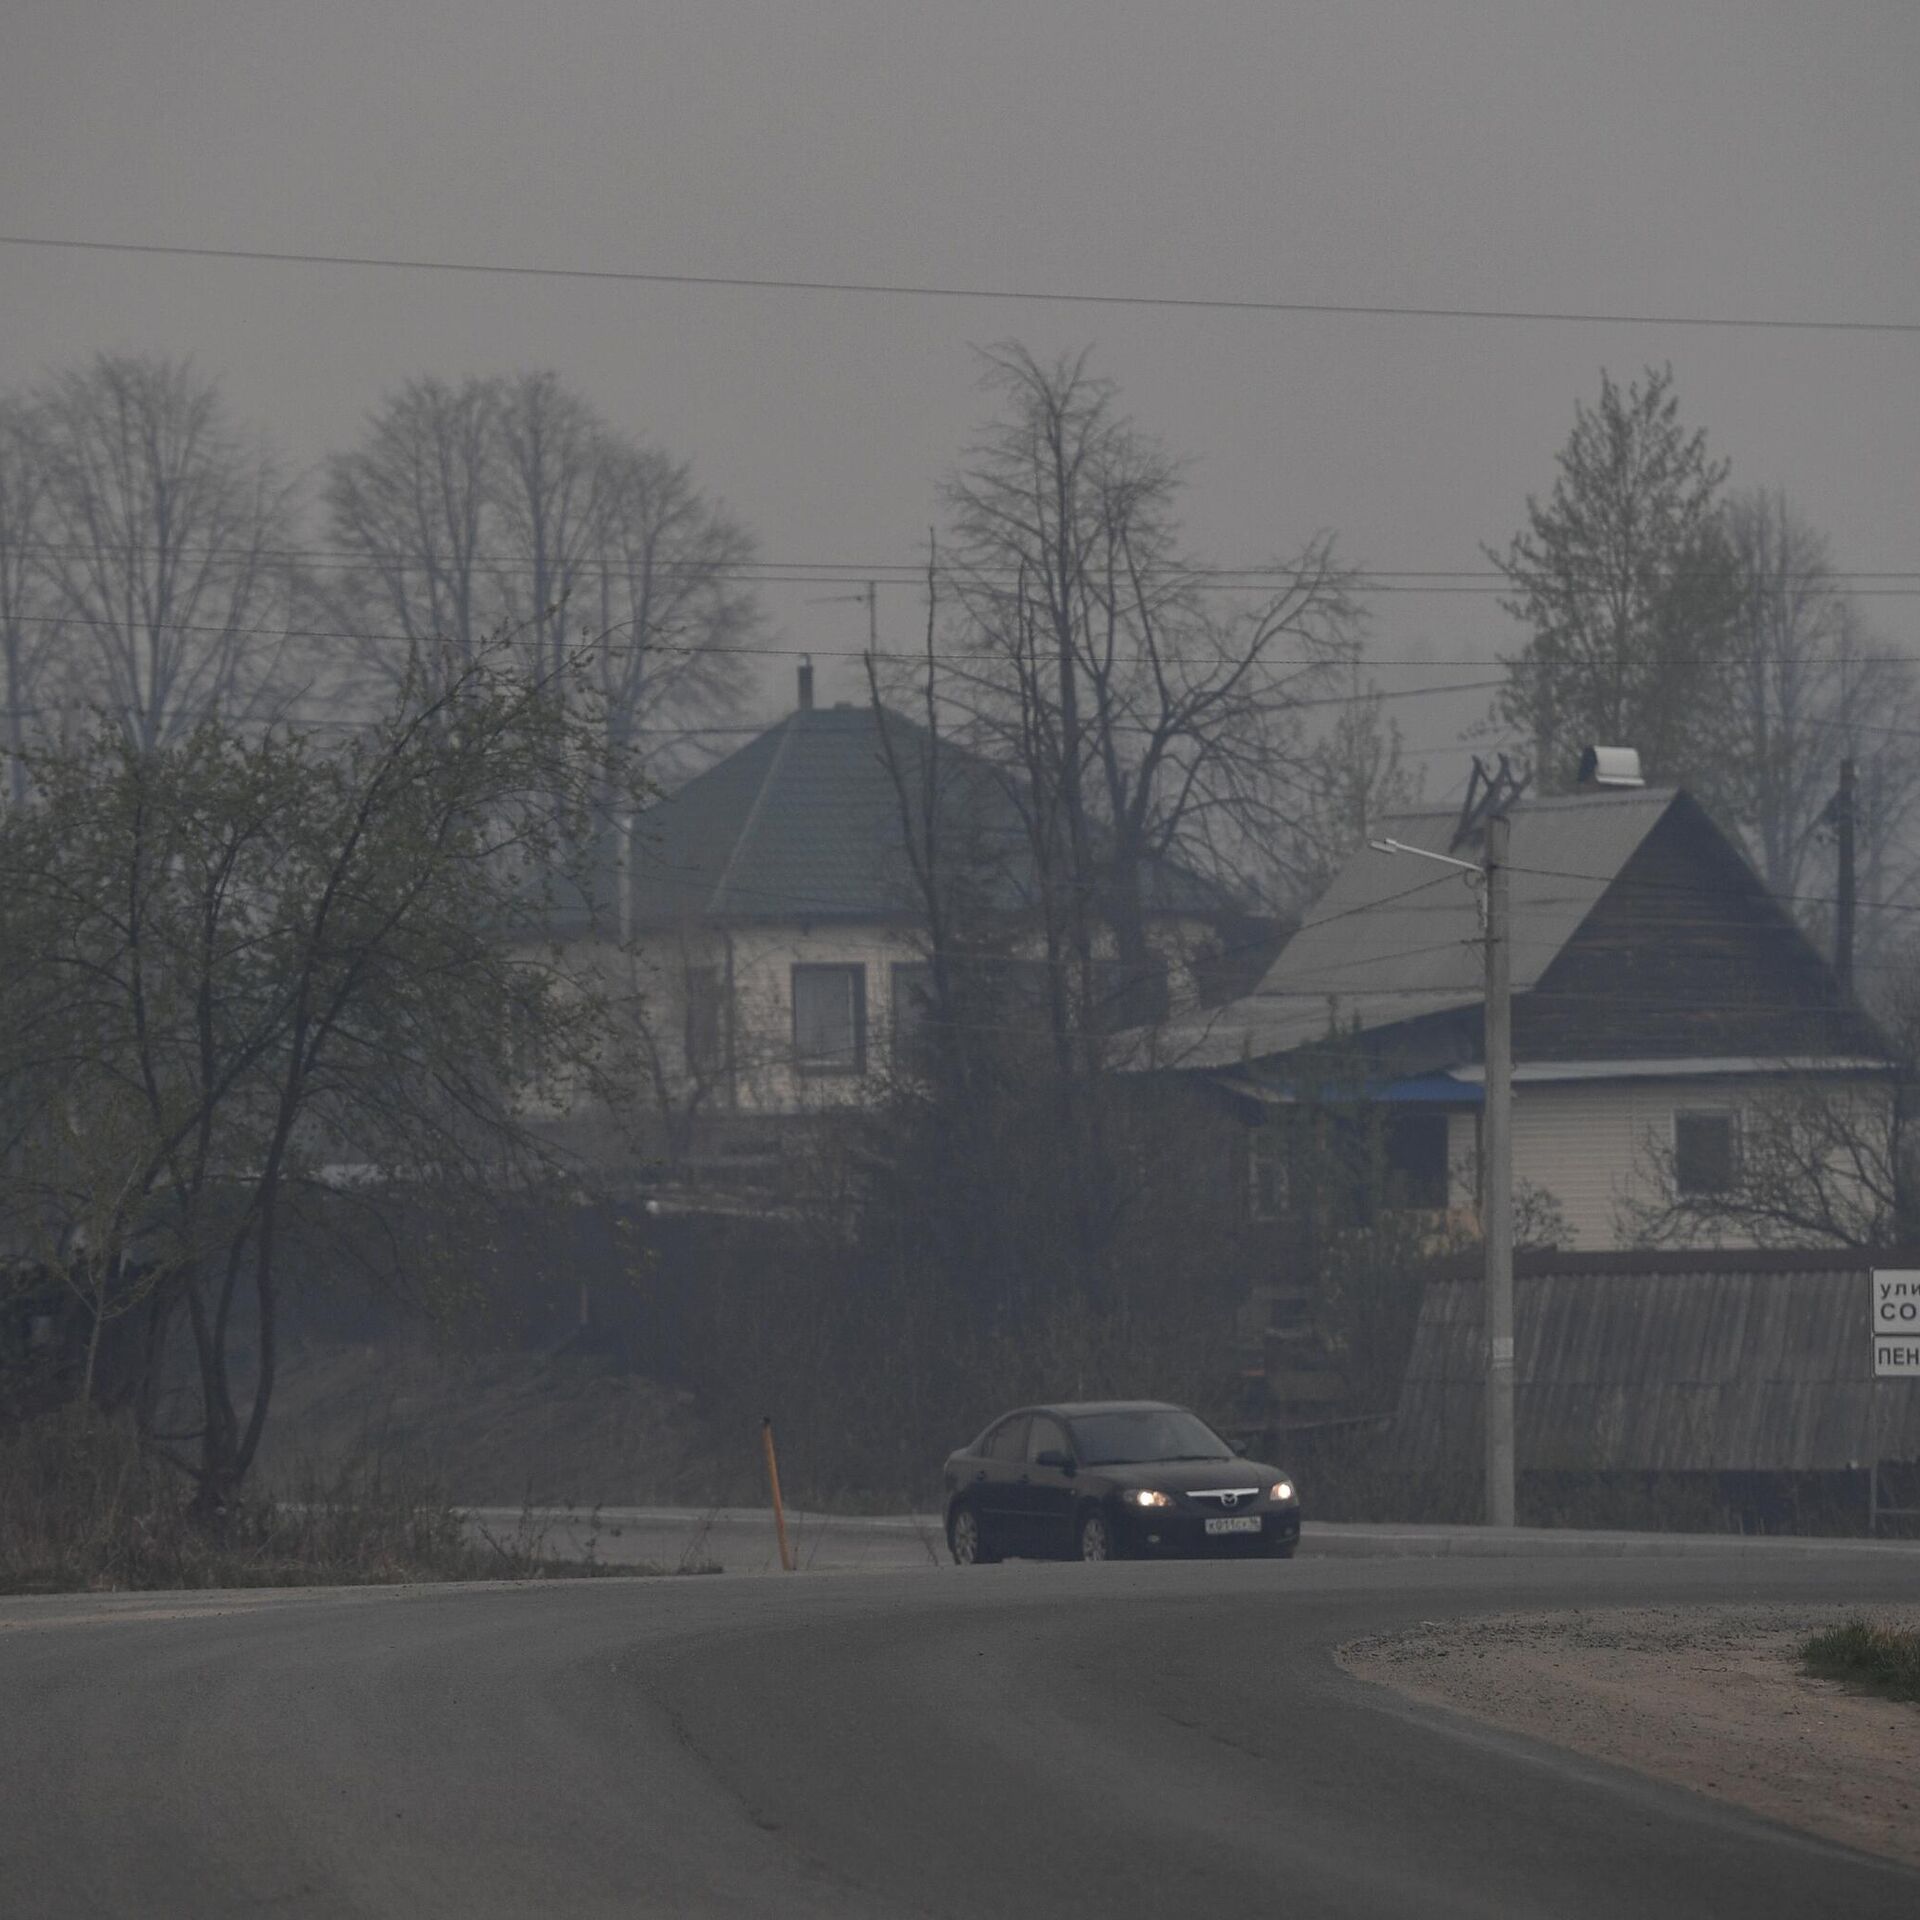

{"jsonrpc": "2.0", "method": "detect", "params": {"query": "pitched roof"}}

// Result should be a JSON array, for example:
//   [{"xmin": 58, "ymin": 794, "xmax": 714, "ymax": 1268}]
[
  {"xmin": 1165, "ymin": 786, "xmax": 1677, "ymax": 1067},
  {"xmin": 629, "ymin": 702, "xmax": 1234, "ymax": 928}
]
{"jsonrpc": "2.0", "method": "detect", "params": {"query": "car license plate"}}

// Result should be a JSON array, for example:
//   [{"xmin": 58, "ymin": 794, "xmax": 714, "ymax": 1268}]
[{"xmin": 1205, "ymin": 1515, "xmax": 1261, "ymax": 1535}]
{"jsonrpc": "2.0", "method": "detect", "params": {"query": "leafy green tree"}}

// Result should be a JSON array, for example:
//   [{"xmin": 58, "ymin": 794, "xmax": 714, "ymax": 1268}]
[
  {"xmin": 1490, "ymin": 366, "xmax": 1743, "ymax": 794},
  {"xmin": 0, "ymin": 645, "xmax": 633, "ymax": 1509}
]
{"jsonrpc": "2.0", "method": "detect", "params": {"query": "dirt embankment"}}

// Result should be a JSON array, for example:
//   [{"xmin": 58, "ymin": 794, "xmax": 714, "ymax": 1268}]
[{"xmin": 1341, "ymin": 1604, "xmax": 1920, "ymax": 1870}]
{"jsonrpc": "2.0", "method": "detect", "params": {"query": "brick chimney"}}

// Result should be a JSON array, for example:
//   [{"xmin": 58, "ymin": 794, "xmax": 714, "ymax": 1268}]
[{"xmin": 797, "ymin": 657, "xmax": 814, "ymax": 711}]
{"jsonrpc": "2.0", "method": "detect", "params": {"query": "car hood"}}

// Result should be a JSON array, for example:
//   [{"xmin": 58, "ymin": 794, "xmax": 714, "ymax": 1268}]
[{"xmin": 1098, "ymin": 1457, "xmax": 1287, "ymax": 1493}]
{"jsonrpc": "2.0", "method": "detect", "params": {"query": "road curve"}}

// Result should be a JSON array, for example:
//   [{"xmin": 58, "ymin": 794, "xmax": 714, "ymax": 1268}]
[{"xmin": 3, "ymin": 1552, "xmax": 1917, "ymax": 1917}]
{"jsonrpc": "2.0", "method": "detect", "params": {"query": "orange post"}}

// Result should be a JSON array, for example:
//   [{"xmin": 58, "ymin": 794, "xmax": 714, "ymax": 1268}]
[{"xmin": 761, "ymin": 1417, "xmax": 794, "ymax": 1572}]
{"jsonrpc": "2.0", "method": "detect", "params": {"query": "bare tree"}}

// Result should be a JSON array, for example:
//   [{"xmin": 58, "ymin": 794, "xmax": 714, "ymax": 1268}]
[
  {"xmin": 1852, "ymin": 736, "xmax": 1920, "ymax": 979},
  {"xmin": 494, "ymin": 371, "xmax": 611, "ymax": 683},
  {"xmin": 1721, "ymin": 488, "xmax": 1920, "ymax": 920},
  {"xmin": 326, "ymin": 371, "xmax": 755, "ymax": 797},
  {"xmin": 941, "ymin": 344, "xmax": 1358, "ymax": 1026},
  {"xmin": 588, "ymin": 920, "xmax": 741, "ymax": 1179},
  {"xmin": 1275, "ymin": 668, "xmax": 1423, "ymax": 907},
  {"xmin": 34, "ymin": 356, "xmax": 299, "ymax": 753},
  {"xmin": 1627, "ymin": 1077, "xmax": 1913, "ymax": 1251},
  {"xmin": 323, "ymin": 374, "xmax": 502, "ymax": 695},
  {"xmin": 1622, "ymin": 952, "xmax": 1919, "ymax": 1250},
  {"xmin": 582, "ymin": 439, "xmax": 756, "ymax": 790},
  {"xmin": 0, "ymin": 395, "xmax": 54, "ymax": 805}
]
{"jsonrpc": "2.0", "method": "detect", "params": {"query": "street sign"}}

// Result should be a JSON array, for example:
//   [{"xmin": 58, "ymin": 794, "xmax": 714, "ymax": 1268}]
[{"xmin": 1873, "ymin": 1269, "xmax": 1920, "ymax": 1377}]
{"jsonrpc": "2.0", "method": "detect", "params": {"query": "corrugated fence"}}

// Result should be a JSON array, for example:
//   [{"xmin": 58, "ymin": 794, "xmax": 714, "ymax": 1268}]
[{"xmin": 1387, "ymin": 1248, "xmax": 1920, "ymax": 1474}]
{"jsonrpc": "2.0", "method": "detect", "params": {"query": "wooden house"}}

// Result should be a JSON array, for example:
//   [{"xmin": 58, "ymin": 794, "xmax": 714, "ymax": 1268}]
[{"xmin": 1153, "ymin": 778, "xmax": 1893, "ymax": 1251}]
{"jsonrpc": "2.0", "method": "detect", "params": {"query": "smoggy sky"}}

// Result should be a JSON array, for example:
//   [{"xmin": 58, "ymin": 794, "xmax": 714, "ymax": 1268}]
[{"xmin": 2, "ymin": 1, "xmax": 1915, "ymax": 799}]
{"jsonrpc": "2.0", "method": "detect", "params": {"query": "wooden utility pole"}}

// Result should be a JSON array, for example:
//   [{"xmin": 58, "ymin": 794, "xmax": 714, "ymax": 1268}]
[
  {"xmin": 1483, "ymin": 812, "xmax": 1516, "ymax": 1528},
  {"xmin": 1835, "ymin": 757, "xmax": 1857, "ymax": 1000},
  {"xmin": 1369, "ymin": 817, "xmax": 1517, "ymax": 1527}
]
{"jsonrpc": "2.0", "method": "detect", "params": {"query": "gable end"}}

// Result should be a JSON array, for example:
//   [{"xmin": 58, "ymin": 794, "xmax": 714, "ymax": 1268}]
[{"xmin": 1518, "ymin": 793, "xmax": 1882, "ymax": 1061}]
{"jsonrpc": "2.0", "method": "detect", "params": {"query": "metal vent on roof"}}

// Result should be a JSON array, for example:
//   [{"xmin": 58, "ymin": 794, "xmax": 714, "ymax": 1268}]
[{"xmin": 1577, "ymin": 746, "xmax": 1645, "ymax": 789}]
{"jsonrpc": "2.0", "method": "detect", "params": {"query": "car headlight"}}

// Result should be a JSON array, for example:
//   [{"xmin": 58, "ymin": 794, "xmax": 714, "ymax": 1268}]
[
  {"xmin": 1269, "ymin": 1480, "xmax": 1296, "ymax": 1504},
  {"xmin": 1125, "ymin": 1489, "xmax": 1175, "ymax": 1508}
]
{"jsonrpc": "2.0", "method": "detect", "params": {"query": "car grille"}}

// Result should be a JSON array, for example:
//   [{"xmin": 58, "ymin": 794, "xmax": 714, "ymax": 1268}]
[{"xmin": 1185, "ymin": 1487, "xmax": 1263, "ymax": 1511}]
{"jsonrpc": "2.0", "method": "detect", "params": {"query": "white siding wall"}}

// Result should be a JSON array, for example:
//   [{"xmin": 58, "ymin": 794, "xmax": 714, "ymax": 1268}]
[
  {"xmin": 722, "ymin": 924, "xmax": 927, "ymax": 1112},
  {"xmin": 587, "ymin": 924, "xmax": 926, "ymax": 1115},
  {"xmin": 605, "ymin": 914, "xmax": 1223, "ymax": 1117},
  {"xmin": 1445, "ymin": 1076, "xmax": 1890, "ymax": 1250}
]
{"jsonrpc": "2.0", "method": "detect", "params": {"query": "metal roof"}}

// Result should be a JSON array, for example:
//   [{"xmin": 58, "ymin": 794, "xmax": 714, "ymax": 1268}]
[
  {"xmin": 1445, "ymin": 1056, "xmax": 1892, "ymax": 1084},
  {"xmin": 1161, "ymin": 786, "xmax": 1683, "ymax": 1068},
  {"xmin": 1385, "ymin": 1251, "xmax": 1920, "ymax": 1473},
  {"xmin": 627, "ymin": 703, "xmax": 1234, "ymax": 928}
]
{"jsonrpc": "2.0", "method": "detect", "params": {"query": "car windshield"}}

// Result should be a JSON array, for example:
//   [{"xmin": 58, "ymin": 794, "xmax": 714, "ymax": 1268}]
[{"xmin": 1067, "ymin": 1408, "xmax": 1231, "ymax": 1466}]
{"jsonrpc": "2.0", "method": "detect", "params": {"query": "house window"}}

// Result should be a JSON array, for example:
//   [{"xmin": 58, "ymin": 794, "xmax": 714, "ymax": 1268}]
[
  {"xmin": 684, "ymin": 965, "xmax": 724, "ymax": 1079},
  {"xmin": 506, "ymin": 988, "xmax": 549, "ymax": 1091},
  {"xmin": 792, "ymin": 963, "xmax": 867, "ymax": 1074},
  {"xmin": 1385, "ymin": 1112, "xmax": 1451, "ymax": 1212},
  {"xmin": 891, "ymin": 962, "xmax": 934, "ymax": 1066},
  {"xmin": 1247, "ymin": 1126, "xmax": 1288, "ymax": 1222},
  {"xmin": 1674, "ymin": 1110, "xmax": 1737, "ymax": 1196}
]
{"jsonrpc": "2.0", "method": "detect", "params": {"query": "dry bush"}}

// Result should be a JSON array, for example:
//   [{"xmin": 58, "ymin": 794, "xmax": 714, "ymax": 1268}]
[{"xmin": 0, "ymin": 1411, "xmax": 651, "ymax": 1593}]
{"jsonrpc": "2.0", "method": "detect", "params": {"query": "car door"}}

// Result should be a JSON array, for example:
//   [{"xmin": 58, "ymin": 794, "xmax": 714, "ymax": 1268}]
[
  {"xmin": 1020, "ymin": 1415, "xmax": 1079, "ymax": 1558},
  {"xmin": 972, "ymin": 1414, "xmax": 1029, "ymax": 1552}
]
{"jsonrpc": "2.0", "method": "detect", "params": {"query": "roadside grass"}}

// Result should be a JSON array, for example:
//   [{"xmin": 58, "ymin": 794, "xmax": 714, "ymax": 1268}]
[
  {"xmin": 1802, "ymin": 1617, "xmax": 1920, "ymax": 1703},
  {"xmin": 0, "ymin": 1411, "xmax": 689, "ymax": 1595}
]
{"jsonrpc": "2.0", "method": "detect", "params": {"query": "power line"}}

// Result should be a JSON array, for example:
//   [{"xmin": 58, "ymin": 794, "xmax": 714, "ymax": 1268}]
[
  {"xmin": 15, "ymin": 571, "xmax": 1920, "ymax": 598},
  {"xmin": 13, "ymin": 537, "xmax": 1920, "ymax": 586},
  {"xmin": 6, "ymin": 608, "xmax": 1917, "ymax": 671},
  {"xmin": 4, "ymin": 234, "xmax": 1916, "ymax": 335},
  {"xmin": 0, "ymin": 674, "xmax": 1511, "ymax": 731}
]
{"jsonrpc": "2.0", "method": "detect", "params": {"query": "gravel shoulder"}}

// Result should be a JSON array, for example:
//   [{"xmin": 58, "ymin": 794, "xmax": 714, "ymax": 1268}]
[{"xmin": 1341, "ymin": 1603, "xmax": 1920, "ymax": 1870}]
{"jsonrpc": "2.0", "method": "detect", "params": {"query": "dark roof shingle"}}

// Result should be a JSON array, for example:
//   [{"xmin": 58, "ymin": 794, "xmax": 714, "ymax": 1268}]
[
  {"xmin": 629, "ymin": 703, "xmax": 1233, "ymax": 928},
  {"xmin": 1165, "ymin": 787, "xmax": 1676, "ymax": 1065}
]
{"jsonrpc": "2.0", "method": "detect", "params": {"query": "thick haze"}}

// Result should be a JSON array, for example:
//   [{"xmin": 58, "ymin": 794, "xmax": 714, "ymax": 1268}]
[{"xmin": 2, "ymin": 0, "xmax": 1915, "ymax": 796}]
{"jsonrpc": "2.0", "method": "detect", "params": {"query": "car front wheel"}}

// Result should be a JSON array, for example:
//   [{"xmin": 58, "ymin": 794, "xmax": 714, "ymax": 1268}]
[
  {"xmin": 949, "ymin": 1503, "xmax": 998, "ymax": 1566},
  {"xmin": 1078, "ymin": 1508, "xmax": 1114, "ymax": 1563}
]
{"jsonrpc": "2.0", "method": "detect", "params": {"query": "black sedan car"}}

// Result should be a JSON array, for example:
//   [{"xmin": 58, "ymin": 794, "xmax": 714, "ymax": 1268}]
[{"xmin": 943, "ymin": 1400, "xmax": 1301, "ymax": 1564}]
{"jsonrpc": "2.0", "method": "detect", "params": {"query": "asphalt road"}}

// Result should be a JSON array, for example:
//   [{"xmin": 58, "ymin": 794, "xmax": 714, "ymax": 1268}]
[
  {"xmin": 463, "ymin": 1502, "xmax": 1920, "ymax": 1574},
  {"xmin": 4, "ymin": 1552, "xmax": 1918, "ymax": 1918}
]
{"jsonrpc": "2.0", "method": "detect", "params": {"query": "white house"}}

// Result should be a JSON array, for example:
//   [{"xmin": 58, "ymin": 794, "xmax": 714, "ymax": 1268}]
[{"xmin": 555, "ymin": 669, "xmax": 1262, "ymax": 1175}]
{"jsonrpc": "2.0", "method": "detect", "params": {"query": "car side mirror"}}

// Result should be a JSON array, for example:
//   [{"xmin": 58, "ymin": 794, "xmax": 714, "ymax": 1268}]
[{"xmin": 1035, "ymin": 1448, "xmax": 1076, "ymax": 1474}]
